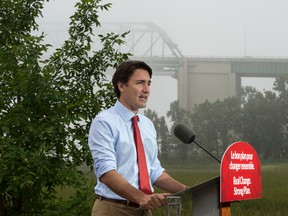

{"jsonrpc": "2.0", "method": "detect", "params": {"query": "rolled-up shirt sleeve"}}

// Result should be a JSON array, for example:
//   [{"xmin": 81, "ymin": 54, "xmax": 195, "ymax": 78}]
[
  {"xmin": 150, "ymin": 154, "xmax": 165, "ymax": 184},
  {"xmin": 88, "ymin": 117, "xmax": 117, "ymax": 179}
]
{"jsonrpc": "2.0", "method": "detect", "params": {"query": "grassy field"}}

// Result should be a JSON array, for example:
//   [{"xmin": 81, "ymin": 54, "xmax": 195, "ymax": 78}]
[
  {"xmin": 152, "ymin": 160, "xmax": 288, "ymax": 216},
  {"xmin": 230, "ymin": 162, "xmax": 288, "ymax": 216},
  {"xmin": 59, "ymin": 160, "xmax": 288, "ymax": 215}
]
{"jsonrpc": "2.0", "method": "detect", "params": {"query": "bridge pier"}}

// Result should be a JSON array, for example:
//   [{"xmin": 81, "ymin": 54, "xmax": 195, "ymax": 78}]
[
  {"xmin": 177, "ymin": 58, "xmax": 238, "ymax": 111},
  {"xmin": 140, "ymin": 56, "xmax": 288, "ymax": 112}
]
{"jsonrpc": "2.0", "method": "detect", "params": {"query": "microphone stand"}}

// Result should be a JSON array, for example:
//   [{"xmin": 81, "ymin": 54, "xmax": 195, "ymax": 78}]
[{"xmin": 193, "ymin": 140, "xmax": 221, "ymax": 163}]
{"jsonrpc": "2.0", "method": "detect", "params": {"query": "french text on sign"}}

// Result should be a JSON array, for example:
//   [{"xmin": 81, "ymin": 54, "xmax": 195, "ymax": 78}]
[
  {"xmin": 229, "ymin": 161, "xmax": 255, "ymax": 171},
  {"xmin": 231, "ymin": 151, "xmax": 253, "ymax": 161},
  {"xmin": 221, "ymin": 141, "xmax": 262, "ymax": 202}
]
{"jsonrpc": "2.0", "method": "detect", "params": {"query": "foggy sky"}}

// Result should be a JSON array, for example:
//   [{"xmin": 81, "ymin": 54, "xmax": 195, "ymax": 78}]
[
  {"xmin": 39, "ymin": 0, "xmax": 285, "ymax": 117},
  {"xmin": 41, "ymin": 0, "xmax": 288, "ymax": 57}
]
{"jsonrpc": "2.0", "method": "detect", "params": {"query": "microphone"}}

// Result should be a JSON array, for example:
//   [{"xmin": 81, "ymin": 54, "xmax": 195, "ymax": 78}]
[{"xmin": 173, "ymin": 124, "xmax": 221, "ymax": 163}]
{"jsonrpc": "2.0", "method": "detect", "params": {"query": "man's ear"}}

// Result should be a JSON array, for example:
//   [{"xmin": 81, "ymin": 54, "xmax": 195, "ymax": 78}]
[{"xmin": 118, "ymin": 82, "xmax": 125, "ymax": 94}]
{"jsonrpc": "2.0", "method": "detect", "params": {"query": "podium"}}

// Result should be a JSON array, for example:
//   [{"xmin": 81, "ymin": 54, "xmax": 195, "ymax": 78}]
[
  {"xmin": 168, "ymin": 176, "xmax": 230, "ymax": 216},
  {"xmin": 166, "ymin": 141, "xmax": 262, "ymax": 215}
]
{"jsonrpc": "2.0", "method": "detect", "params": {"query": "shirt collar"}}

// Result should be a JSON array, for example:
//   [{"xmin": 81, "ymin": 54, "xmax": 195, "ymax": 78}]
[{"xmin": 115, "ymin": 100, "xmax": 137, "ymax": 122}]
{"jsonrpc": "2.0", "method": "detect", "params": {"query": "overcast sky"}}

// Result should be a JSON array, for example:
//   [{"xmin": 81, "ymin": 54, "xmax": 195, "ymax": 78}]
[
  {"xmin": 41, "ymin": 0, "xmax": 288, "ymax": 57},
  {"xmin": 40, "ymin": 0, "xmax": 287, "ymax": 117}
]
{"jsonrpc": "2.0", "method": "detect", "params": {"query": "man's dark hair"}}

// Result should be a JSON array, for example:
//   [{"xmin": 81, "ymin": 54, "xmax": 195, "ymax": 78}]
[{"xmin": 112, "ymin": 60, "xmax": 152, "ymax": 98}]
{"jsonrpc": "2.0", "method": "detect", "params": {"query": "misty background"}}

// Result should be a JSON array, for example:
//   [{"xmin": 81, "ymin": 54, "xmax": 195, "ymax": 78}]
[{"xmin": 38, "ymin": 0, "xmax": 288, "ymax": 118}]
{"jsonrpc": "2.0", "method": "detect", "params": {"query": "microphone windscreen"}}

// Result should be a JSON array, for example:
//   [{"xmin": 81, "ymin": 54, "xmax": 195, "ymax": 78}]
[{"xmin": 173, "ymin": 124, "xmax": 196, "ymax": 144}]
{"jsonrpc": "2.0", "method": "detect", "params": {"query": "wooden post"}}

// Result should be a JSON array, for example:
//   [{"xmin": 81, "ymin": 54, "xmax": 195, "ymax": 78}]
[{"xmin": 220, "ymin": 202, "xmax": 231, "ymax": 216}]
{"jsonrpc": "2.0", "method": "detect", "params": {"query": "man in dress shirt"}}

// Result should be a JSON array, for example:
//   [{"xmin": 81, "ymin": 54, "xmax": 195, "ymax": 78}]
[{"xmin": 88, "ymin": 60, "xmax": 187, "ymax": 216}]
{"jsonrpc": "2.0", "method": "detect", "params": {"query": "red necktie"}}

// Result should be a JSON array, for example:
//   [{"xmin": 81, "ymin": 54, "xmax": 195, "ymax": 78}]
[{"xmin": 132, "ymin": 116, "xmax": 152, "ymax": 194}]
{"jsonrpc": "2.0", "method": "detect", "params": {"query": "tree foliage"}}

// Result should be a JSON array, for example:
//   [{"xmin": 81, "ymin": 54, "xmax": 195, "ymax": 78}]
[
  {"xmin": 144, "ymin": 109, "xmax": 171, "ymax": 162},
  {"xmin": 241, "ymin": 87, "xmax": 283, "ymax": 159},
  {"xmin": 0, "ymin": 0, "xmax": 130, "ymax": 215},
  {"xmin": 167, "ymin": 101, "xmax": 193, "ymax": 161},
  {"xmin": 153, "ymin": 79, "xmax": 288, "ymax": 163},
  {"xmin": 191, "ymin": 97, "xmax": 242, "ymax": 160}
]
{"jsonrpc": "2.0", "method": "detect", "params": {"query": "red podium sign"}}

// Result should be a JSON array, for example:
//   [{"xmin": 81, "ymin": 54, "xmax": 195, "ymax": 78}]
[{"xmin": 220, "ymin": 141, "xmax": 262, "ymax": 202}]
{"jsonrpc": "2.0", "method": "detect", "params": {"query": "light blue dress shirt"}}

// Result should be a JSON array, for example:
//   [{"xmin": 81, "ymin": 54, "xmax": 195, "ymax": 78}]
[{"xmin": 88, "ymin": 100, "xmax": 165, "ymax": 200}]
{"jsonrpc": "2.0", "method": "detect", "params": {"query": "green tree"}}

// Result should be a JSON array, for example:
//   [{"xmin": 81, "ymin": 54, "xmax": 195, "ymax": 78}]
[
  {"xmin": 191, "ymin": 97, "xmax": 242, "ymax": 160},
  {"xmin": 190, "ymin": 100, "xmax": 218, "ymax": 160},
  {"xmin": 241, "ymin": 86, "xmax": 283, "ymax": 159},
  {"xmin": 167, "ymin": 101, "xmax": 193, "ymax": 162},
  {"xmin": 273, "ymin": 76, "xmax": 288, "ymax": 158},
  {"xmin": 144, "ymin": 109, "xmax": 170, "ymax": 162},
  {"xmin": 0, "ymin": 0, "xmax": 130, "ymax": 215},
  {"xmin": 165, "ymin": 83, "xmax": 287, "ymax": 162}
]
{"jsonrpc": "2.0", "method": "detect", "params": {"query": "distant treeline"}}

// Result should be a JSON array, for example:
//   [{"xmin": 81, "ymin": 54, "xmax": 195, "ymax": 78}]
[{"xmin": 145, "ymin": 78, "xmax": 288, "ymax": 162}]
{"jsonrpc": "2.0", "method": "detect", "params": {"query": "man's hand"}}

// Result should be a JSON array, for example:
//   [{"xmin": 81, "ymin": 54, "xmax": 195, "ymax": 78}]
[{"xmin": 138, "ymin": 193, "xmax": 170, "ymax": 211}]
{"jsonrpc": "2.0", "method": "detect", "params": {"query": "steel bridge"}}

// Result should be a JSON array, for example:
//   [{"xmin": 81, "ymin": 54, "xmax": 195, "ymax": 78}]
[
  {"xmin": 42, "ymin": 22, "xmax": 288, "ymax": 110},
  {"xmin": 106, "ymin": 23, "xmax": 288, "ymax": 110}
]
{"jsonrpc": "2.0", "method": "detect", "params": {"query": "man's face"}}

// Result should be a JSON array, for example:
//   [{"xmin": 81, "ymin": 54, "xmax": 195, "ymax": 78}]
[{"xmin": 118, "ymin": 69, "xmax": 151, "ymax": 114}]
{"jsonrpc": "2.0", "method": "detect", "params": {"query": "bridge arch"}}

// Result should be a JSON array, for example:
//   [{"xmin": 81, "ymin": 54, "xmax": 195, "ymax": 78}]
[{"xmin": 41, "ymin": 22, "xmax": 288, "ymax": 111}]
